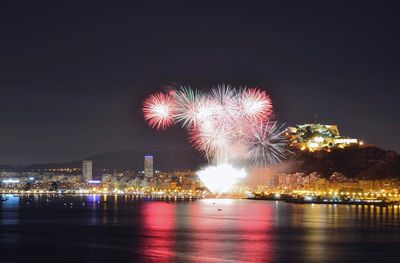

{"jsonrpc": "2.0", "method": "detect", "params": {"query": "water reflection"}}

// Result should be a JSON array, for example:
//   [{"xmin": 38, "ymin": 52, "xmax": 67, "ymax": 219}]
[
  {"xmin": 1, "ymin": 195, "xmax": 20, "ymax": 225},
  {"xmin": 137, "ymin": 199, "xmax": 275, "ymax": 262},
  {"xmin": 140, "ymin": 201, "xmax": 177, "ymax": 261},
  {"xmin": 0, "ymin": 196, "xmax": 400, "ymax": 263},
  {"xmin": 0, "ymin": 195, "xmax": 21, "ymax": 258},
  {"xmin": 232, "ymin": 200, "xmax": 274, "ymax": 262}
]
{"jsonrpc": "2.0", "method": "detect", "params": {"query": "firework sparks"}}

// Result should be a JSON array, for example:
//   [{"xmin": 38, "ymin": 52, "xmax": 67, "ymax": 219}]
[
  {"xmin": 247, "ymin": 121, "xmax": 290, "ymax": 166},
  {"xmin": 238, "ymin": 88, "xmax": 273, "ymax": 121},
  {"xmin": 142, "ymin": 92, "xmax": 176, "ymax": 130},
  {"xmin": 174, "ymin": 87, "xmax": 210, "ymax": 129},
  {"xmin": 142, "ymin": 84, "xmax": 289, "ymax": 192}
]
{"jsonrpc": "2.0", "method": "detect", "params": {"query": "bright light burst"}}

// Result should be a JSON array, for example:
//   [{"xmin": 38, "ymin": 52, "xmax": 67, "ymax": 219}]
[
  {"xmin": 197, "ymin": 164, "xmax": 247, "ymax": 193},
  {"xmin": 142, "ymin": 92, "xmax": 176, "ymax": 130}
]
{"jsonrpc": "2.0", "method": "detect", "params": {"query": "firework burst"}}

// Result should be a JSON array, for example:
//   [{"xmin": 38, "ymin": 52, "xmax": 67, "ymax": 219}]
[
  {"xmin": 142, "ymin": 92, "xmax": 176, "ymax": 130},
  {"xmin": 238, "ymin": 88, "xmax": 273, "ymax": 121},
  {"xmin": 174, "ymin": 87, "xmax": 210, "ymax": 129},
  {"xmin": 142, "ymin": 84, "xmax": 288, "ymax": 167},
  {"xmin": 247, "ymin": 121, "xmax": 290, "ymax": 166}
]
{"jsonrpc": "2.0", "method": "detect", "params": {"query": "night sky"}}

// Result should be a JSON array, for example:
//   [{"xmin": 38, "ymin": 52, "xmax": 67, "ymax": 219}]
[{"xmin": 0, "ymin": 0, "xmax": 399, "ymax": 164}]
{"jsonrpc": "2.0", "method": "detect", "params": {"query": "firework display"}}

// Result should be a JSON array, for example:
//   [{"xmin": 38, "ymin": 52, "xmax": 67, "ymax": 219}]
[
  {"xmin": 142, "ymin": 92, "xmax": 176, "ymax": 130},
  {"xmin": 142, "ymin": 84, "xmax": 288, "ymax": 167},
  {"xmin": 247, "ymin": 121, "xmax": 289, "ymax": 166}
]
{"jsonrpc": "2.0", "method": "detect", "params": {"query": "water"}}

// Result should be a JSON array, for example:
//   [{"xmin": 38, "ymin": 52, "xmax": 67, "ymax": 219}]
[{"xmin": 1, "ymin": 195, "xmax": 399, "ymax": 263}]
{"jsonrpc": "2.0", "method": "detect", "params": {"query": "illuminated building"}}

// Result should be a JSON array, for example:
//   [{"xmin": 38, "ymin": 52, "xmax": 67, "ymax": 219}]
[
  {"xmin": 287, "ymin": 123, "xmax": 359, "ymax": 151},
  {"xmin": 1, "ymin": 179, "xmax": 20, "ymax": 188},
  {"xmin": 144, "ymin": 155, "xmax": 153, "ymax": 179},
  {"xmin": 82, "ymin": 160, "xmax": 93, "ymax": 181}
]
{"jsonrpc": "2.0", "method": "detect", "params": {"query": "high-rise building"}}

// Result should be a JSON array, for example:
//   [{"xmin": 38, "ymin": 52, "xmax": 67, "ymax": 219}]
[
  {"xmin": 82, "ymin": 160, "xmax": 93, "ymax": 181},
  {"xmin": 144, "ymin": 155, "xmax": 153, "ymax": 179}
]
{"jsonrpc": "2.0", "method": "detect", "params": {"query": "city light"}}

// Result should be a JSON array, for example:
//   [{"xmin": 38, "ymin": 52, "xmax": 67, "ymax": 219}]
[
  {"xmin": 2, "ymin": 179, "xmax": 20, "ymax": 183},
  {"xmin": 287, "ymin": 124, "xmax": 359, "ymax": 151},
  {"xmin": 87, "ymin": 180, "xmax": 101, "ymax": 184}
]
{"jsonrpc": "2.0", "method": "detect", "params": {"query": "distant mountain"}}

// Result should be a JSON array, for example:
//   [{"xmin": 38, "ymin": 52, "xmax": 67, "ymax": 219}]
[{"xmin": 12, "ymin": 150, "xmax": 207, "ymax": 172}]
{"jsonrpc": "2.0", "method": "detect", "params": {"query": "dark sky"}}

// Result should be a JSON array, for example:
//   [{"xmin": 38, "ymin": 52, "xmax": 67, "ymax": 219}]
[{"xmin": 0, "ymin": 0, "xmax": 399, "ymax": 164}]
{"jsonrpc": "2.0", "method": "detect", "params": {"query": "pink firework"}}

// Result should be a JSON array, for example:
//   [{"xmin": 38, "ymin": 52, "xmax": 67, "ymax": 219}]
[
  {"xmin": 142, "ymin": 92, "xmax": 176, "ymax": 130},
  {"xmin": 189, "ymin": 120, "xmax": 232, "ymax": 161},
  {"xmin": 238, "ymin": 87, "xmax": 273, "ymax": 122},
  {"xmin": 142, "ymin": 84, "xmax": 288, "ymax": 166}
]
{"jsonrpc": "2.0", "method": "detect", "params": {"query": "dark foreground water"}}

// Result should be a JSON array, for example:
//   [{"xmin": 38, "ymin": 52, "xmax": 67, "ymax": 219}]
[{"xmin": 1, "ymin": 195, "xmax": 400, "ymax": 263}]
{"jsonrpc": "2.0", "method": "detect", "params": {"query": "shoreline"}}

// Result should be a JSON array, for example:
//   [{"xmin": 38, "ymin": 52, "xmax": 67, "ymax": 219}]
[
  {"xmin": 2, "ymin": 193, "xmax": 400, "ymax": 207},
  {"xmin": 248, "ymin": 197, "xmax": 400, "ymax": 207}
]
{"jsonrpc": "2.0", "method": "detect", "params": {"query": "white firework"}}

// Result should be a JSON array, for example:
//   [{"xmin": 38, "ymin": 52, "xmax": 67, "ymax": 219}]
[{"xmin": 247, "ymin": 121, "xmax": 289, "ymax": 166}]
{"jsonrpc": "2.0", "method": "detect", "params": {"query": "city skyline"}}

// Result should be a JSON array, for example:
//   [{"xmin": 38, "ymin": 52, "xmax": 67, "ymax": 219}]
[
  {"xmin": 1, "ymin": 0, "xmax": 399, "ymax": 164},
  {"xmin": 0, "ymin": 120, "xmax": 385, "ymax": 169}
]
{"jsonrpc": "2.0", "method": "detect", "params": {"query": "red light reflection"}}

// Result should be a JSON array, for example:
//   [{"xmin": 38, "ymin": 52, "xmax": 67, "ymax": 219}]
[
  {"xmin": 139, "ymin": 202, "xmax": 176, "ymax": 261},
  {"xmin": 185, "ymin": 200, "xmax": 274, "ymax": 263}
]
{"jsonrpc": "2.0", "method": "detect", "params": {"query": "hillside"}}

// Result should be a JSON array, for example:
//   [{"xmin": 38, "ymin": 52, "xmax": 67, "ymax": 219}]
[{"xmin": 292, "ymin": 146, "xmax": 400, "ymax": 179}]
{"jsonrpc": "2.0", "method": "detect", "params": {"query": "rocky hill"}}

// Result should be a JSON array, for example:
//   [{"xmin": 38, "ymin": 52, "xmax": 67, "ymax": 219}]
[{"xmin": 292, "ymin": 146, "xmax": 400, "ymax": 179}]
